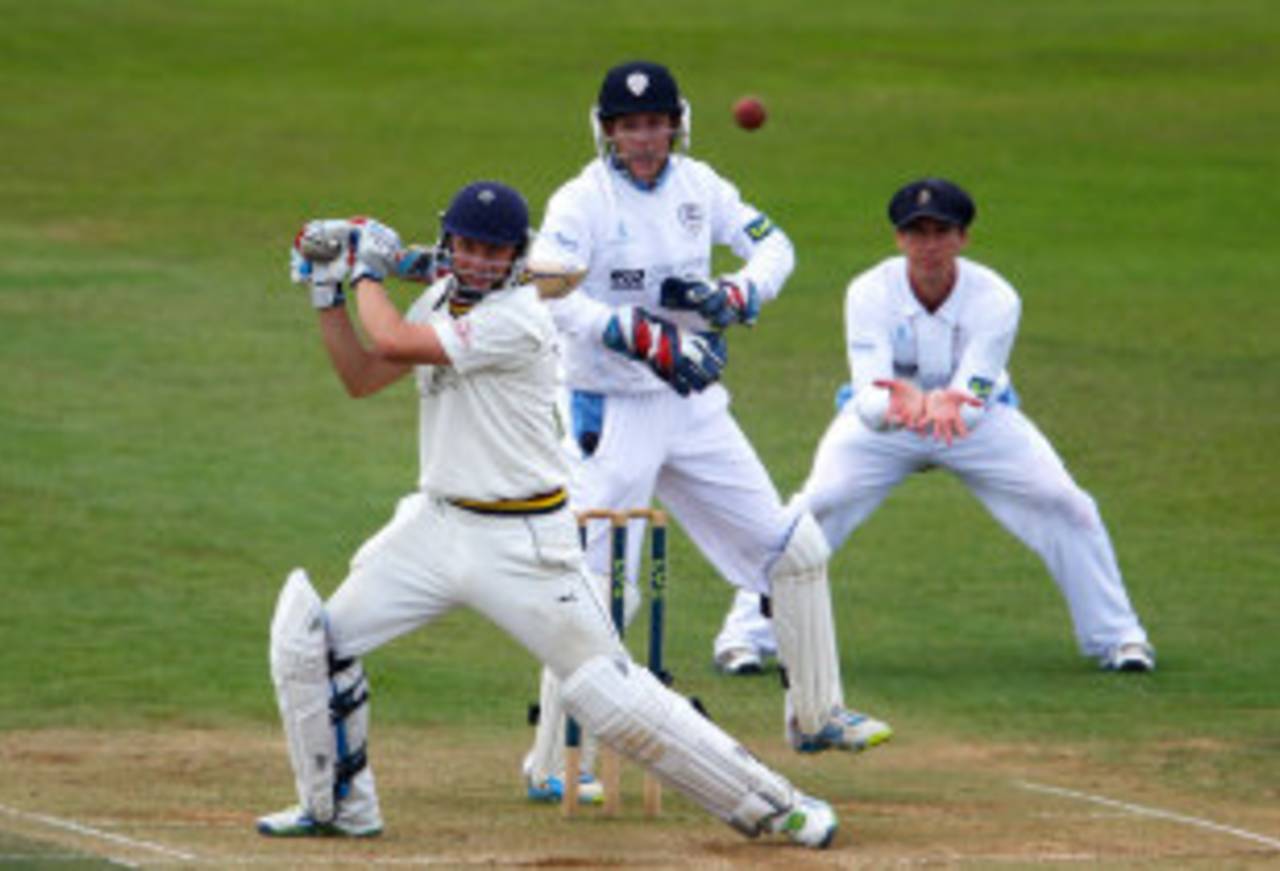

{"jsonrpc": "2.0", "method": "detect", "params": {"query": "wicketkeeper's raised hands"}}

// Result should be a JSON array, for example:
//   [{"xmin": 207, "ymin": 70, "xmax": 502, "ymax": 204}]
[
  {"xmin": 659, "ymin": 275, "xmax": 760, "ymax": 329},
  {"xmin": 603, "ymin": 307, "xmax": 727, "ymax": 396}
]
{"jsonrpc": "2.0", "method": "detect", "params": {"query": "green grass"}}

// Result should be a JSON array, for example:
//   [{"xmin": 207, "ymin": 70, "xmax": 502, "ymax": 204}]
[{"xmin": 2, "ymin": 0, "xmax": 1277, "ymax": 805}]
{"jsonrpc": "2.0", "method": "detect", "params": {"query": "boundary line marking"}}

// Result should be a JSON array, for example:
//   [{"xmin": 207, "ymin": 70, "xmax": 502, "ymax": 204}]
[
  {"xmin": 0, "ymin": 801, "xmax": 197, "ymax": 864},
  {"xmin": 1016, "ymin": 780, "xmax": 1280, "ymax": 851}
]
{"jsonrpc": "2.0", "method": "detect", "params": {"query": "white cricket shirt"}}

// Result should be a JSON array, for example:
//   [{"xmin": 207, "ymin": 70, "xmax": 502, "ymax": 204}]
[
  {"xmin": 530, "ymin": 154, "xmax": 795, "ymax": 394},
  {"xmin": 845, "ymin": 255, "xmax": 1021, "ymax": 429},
  {"xmin": 406, "ymin": 279, "xmax": 569, "ymax": 501}
]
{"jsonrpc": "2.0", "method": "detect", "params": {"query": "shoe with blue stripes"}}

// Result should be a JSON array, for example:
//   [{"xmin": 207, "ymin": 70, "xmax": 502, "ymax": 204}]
[
  {"xmin": 256, "ymin": 804, "xmax": 382, "ymax": 838},
  {"xmin": 526, "ymin": 772, "xmax": 605, "ymax": 804},
  {"xmin": 788, "ymin": 706, "xmax": 893, "ymax": 754}
]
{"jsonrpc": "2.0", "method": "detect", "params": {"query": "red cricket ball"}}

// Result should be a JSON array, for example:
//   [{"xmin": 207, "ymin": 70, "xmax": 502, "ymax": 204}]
[{"xmin": 733, "ymin": 96, "xmax": 767, "ymax": 131}]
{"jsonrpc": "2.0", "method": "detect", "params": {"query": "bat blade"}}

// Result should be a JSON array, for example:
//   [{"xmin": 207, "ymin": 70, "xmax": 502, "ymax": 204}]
[{"xmin": 522, "ymin": 261, "xmax": 587, "ymax": 299}]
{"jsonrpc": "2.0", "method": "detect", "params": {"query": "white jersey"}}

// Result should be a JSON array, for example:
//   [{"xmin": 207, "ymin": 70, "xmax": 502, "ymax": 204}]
[
  {"xmin": 405, "ymin": 278, "xmax": 568, "ymax": 501},
  {"xmin": 845, "ymin": 255, "xmax": 1020, "ymax": 430},
  {"xmin": 530, "ymin": 154, "xmax": 795, "ymax": 395}
]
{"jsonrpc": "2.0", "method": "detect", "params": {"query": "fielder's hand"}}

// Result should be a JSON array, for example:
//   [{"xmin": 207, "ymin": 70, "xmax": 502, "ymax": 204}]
[
  {"xmin": 659, "ymin": 275, "xmax": 760, "ymax": 329},
  {"xmin": 290, "ymin": 219, "xmax": 356, "ymax": 309},
  {"xmin": 873, "ymin": 379, "xmax": 928, "ymax": 431},
  {"xmin": 602, "ymin": 307, "xmax": 728, "ymax": 396},
  {"xmin": 922, "ymin": 388, "xmax": 983, "ymax": 446}
]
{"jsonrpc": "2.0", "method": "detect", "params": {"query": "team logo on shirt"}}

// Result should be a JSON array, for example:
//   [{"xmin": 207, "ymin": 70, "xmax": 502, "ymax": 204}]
[
  {"xmin": 610, "ymin": 268, "xmax": 645, "ymax": 291},
  {"xmin": 677, "ymin": 203, "xmax": 704, "ymax": 235},
  {"xmin": 452, "ymin": 319, "xmax": 473, "ymax": 349},
  {"xmin": 744, "ymin": 214, "xmax": 775, "ymax": 241},
  {"xmin": 967, "ymin": 376, "xmax": 994, "ymax": 401}
]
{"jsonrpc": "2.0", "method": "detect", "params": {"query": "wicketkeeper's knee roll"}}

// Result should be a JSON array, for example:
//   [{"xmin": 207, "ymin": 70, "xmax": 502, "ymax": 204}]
[
  {"xmin": 562, "ymin": 655, "xmax": 796, "ymax": 836},
  {"xmin": 768, "ymin": 511, "xmax": 845, "ymax": 736}
]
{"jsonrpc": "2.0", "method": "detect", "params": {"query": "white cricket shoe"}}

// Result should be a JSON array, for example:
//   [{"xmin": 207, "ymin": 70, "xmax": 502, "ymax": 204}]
[
  {"xmin": 714, "ymin": 646, "xmax": 765, "ymax": 676},
  {"xmin": 788, "ymin": 706, "xmax": 893, "ymax": 754},
  {"xmin": 1100, "ymin": 642, "xmax": 1156, "ymax": 672},
  {"xmin": 770, "ymin": 794, "xmax": 838, "ymax": 848},
  {"xmin": 256, "ymin": 804, "xmax": 383, "ymax": 838}
]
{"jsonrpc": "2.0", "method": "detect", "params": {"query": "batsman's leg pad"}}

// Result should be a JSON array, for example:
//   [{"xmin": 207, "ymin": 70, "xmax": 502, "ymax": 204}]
[
  {"xmin": 269, "ymin": 569, "xmax": 373, "ymax": 824},
  {"xmin": 768, "ymin": 511, "xmax": 845, "ymax": 737},
  {"xmin": 563, "ymin": 655, "xmax": 797, "ymax": 837}
]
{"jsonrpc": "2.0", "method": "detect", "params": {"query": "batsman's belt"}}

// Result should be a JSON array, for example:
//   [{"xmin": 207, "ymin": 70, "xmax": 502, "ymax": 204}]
[{"xmin": 449, "ymin": 487, "xmax": 568, "ymax": 516}]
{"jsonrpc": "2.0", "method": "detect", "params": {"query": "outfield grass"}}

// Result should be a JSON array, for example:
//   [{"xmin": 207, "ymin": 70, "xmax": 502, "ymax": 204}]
[{"xmin": 2, "ymin": 0, "xmax": 1278, "ymax": 849}]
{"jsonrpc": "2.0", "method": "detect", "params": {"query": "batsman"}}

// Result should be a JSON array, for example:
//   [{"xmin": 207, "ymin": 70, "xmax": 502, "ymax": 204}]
[{"xmin": 257, "ymin": 180, "xmax": 839, "ymax": 848}]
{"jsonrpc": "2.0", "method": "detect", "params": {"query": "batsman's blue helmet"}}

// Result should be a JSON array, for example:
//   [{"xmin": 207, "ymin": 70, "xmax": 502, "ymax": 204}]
[
  {"xmin": 442, "ymin": 181, "xmax": 530, "ymax": 248},
  {"xmin": 596, "ymin": 60, "xmax": 682, "ymax": 120}
]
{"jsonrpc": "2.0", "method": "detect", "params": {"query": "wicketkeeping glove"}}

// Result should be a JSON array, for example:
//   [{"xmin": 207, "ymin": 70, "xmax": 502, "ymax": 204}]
[
  {"xmin": 602, "ymin": 307, "xmax": 728, "ymax": 396},
  {"xmin": 659, "ymin": 275, "xmax": 760, "ymax": 329}
]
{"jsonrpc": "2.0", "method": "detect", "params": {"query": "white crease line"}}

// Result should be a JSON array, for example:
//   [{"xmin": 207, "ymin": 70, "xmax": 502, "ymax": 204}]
[
  {"xmin": 1016, "ymin": 780, "xmax": 1280, "ymax": 851},
  {"xmin": 0, "ymin": 801, "xmax": 196, "ymax": 863}
]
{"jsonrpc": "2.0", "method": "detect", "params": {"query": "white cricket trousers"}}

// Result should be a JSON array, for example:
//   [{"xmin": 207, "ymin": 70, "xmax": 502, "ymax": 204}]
[
  {"xmin": 571, "ymin": 385, "xmax": 790, "ymax": 595},
  {"xmin": 799, "ymin": 404, "xmax": 1149, "ymax": 657},
  {"xmin": 325, "ymin": 494, "xmax": 621, "ymax": 675}
]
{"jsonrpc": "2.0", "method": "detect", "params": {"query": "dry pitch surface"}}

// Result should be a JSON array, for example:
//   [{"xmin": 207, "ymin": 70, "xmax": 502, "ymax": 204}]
[{"xmin": 2, "ymin": 727, "xmax": 1278, "ymax": 869}]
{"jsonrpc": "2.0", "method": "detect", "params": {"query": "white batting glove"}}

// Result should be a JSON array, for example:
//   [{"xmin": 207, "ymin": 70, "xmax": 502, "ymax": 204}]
[
  {"xmin": 349, "ymin": 218, "xmax": 402, "ymax": 286},
  {"xmin": 290, "ymin": 219, "xmax": 355, "ymax": 309}
]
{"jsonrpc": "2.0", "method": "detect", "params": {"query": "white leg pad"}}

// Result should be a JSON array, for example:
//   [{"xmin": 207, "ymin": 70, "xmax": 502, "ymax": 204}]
[
  {"xmin": 768, "ymin": 512, "xmax": 845, "ymax": 736},
  {"xmin": 563, "ymin": 655, "xmax": 797, "ymax": 836},
  {"xmin": 270, "ymin": 569, "xmax": 339, "ymax": 822}
]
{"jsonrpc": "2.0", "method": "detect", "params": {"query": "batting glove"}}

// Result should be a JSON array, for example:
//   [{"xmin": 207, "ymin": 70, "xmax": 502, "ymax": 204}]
[
  {"xmin": 602, "ymin": 307, "xmax": 728, "ymax": 396},
  {"xmin": 349, "ymin": 217, "xmax": 402, "ymax": 286},
  {"xmin": 659, "ymin": 275, "xmax": 760, "ymax": 329},
  {"xmin": 290, "ymin": 219, "xmax": 357, "ymax": 309}
]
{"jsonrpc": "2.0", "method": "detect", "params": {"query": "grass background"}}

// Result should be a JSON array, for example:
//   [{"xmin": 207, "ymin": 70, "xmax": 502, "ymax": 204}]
[{"xmin": 2, "ymin": 0, "xmax": 1277, "ymax": 843}]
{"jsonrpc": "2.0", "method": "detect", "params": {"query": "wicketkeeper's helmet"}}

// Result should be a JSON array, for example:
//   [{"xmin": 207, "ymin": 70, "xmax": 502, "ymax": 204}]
[{"xmin": 591, "ymin": 60, "xmax": 692, "ymax": 160}]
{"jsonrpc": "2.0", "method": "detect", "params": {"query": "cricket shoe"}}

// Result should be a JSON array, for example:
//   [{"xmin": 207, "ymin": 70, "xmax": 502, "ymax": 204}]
[
  {"xmin": 526, "ymin": 772, "xmax": 604, "ymax": 805},
  {"xmin": 788, "ymin": 706, "xmax": 893, "ymax": 754},
  {"xmin": 256, "ymin": 804, "xmax": 382, "ymax": 838},
  {"xmin": 1100, "ymin": 641, "xmax": 1156, "ymax": 673},
  {"xmin": 770, "ymin": 794, "xmax": 838, "ymax": 849},
  {"xmin": 714, "ymin": 646, "xmax": 765, "ymax": 676}
]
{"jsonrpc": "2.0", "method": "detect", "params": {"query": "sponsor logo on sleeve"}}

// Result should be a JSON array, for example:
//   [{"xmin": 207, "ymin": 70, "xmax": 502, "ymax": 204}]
[
  {"xmin": 967, "ymin": 376, "xmax": 994, "ymax": 401},
  {"xmin": 610, "ymin": 269, "xmax": 645, "ymax": 291},
  {"xmin": 744, "ymin": 214, "xmax": 775, "ymax": 241}
]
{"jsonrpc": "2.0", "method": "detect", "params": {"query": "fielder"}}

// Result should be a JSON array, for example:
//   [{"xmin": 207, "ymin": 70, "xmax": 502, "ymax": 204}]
[
  {"xmin": 521, "ymin": 60, "xmax": 891, "ymax": 804},
  {"xmin": 256, "ymin": 181, "xmax": 838, "ymax": 849},
  {"xmin": 715, "ymin": 177, "xmax": 1155, "ymax": 673}
]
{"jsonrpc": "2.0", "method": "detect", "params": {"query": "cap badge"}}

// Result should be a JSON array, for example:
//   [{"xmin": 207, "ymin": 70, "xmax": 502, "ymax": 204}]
[
  {"xmin": 626, "ymin": 72, "xmax": 650, "ymax": 96},
  {"xmin": 916, "ymin": 188, "xmax": 932, "ymax": 206},
  {"xmin": 478, "ymin": 188, "xmax": 496, "ymax": 204}
]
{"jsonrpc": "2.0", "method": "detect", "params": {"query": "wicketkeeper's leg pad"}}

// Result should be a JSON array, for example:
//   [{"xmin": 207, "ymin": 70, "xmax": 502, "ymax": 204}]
[
  {"xmin": 269, "ymin": 569, "xmax": 374, "ymax": 824},
  {"xmin": 563, "ymin": 654, "xmax": 796, "ymax": 837},
  {"xmin": 767, "ymin": 511, "xmax": 845, "ymax": 737}
]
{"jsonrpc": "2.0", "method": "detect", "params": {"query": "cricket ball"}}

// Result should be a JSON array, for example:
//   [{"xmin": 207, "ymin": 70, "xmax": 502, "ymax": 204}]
[{"xmin": 733, "ymin": 96, "xmax": 767, "ymax": 131}]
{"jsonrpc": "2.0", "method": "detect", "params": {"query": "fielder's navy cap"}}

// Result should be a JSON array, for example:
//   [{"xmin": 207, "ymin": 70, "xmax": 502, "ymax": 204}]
[{"xmin": 888, "ymin": 178, "xmax": 976, "ymax": 229}]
